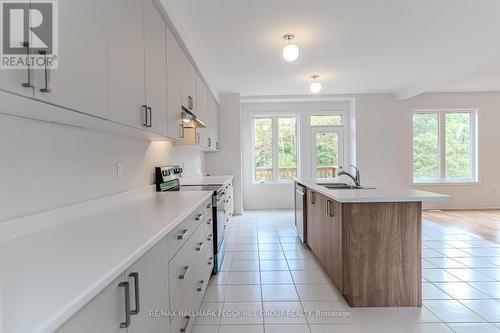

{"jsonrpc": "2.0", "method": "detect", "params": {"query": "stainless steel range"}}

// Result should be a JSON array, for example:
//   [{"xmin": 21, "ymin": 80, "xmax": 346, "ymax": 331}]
[{"xmin": 155, "ymin": 166, "xmax": 226, "ymax": 274}]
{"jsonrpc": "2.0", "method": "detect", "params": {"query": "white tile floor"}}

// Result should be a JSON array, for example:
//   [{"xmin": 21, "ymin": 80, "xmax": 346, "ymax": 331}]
[{"xmin": 193, "ymin": 210, "xmax": 500, "ymax": 333}]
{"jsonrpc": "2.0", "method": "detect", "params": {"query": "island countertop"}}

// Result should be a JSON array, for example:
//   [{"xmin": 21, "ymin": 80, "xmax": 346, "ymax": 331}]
[{"xmin": 295, "ymin": 178, "xmax": 449, "ymax": 203}]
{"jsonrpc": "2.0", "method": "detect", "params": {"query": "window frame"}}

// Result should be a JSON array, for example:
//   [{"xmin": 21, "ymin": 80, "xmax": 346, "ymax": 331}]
[
  {"xmin": 411, "ymin": 109, "xmax": 478, "ymax": 185},
  {"xmin": 251, "ymin": 113, "xmax": 299, "ymax": 184}
]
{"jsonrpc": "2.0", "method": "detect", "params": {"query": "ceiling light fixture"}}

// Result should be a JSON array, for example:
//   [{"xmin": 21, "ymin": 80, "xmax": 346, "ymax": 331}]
[
  {"xmin": 282, "ymin": 34, "xmax": 299, "ymax": 62},
  {"xmin": 310, "ymin": 75, "xmax": 322, "ymax": 94}
]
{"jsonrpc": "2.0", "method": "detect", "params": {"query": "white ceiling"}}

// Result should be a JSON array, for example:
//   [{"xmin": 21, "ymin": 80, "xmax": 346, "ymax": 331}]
[{"xmin": 160, "ymin": 0, "xmax": 500, "ymax": 98}]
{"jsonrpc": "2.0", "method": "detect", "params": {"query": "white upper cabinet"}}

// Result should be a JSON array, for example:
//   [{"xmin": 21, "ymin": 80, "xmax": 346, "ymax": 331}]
[
  {"xmin": 0, "ymin": 0, "xmax": 217, "ymax": 144},
  {"xmin": 208, "ymin": 95, "xmax": 219, "ymax": 151},
  {"xmin": 107, "ymin": 0, "xmax": 146, "ymax": 129},
  {"xmin": 0, "ymin": 23, "xmax": 34, "ymax": 98},
  {"xmin": 181, "ymin": 54, "xmax": 196, "ymax": 112},
  {"xmin": 166, "ymin": 25, "xmax": 183, "ymax": 140},
  {"xmin": 33, "ymin": 0, "xmax": 108, "ymax": 118},
  {"xmin": 195, "ymin": 73, "xmax": 208, "ymax": 123},
  {"xmin": 143, "ymin": 0, "xmax": 168, "ymax": 136},
  {"xmin": 196, "ymin": 74, "xmax": 210, "ymax": 149}
]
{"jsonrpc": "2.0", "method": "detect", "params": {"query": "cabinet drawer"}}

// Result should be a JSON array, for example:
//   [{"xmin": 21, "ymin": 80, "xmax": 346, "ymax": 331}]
[
  {"xmin": 203, "ymin": 245, "xmax": 214, "ymax": 280},
  {"xmin": 171, "ymin": 312, "xmax": 195, "ymax": 333},
  {"xmin": 168, "ymin": 204, "xmax": 205, "ymax": 260},
  {"xmin": 169, "ymin": 224, "xmax": 205, "ymax": 305}
]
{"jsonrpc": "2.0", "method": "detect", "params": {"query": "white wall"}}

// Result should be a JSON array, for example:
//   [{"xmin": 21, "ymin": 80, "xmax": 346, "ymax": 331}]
[
  {"xmin": 205, "ymin": 93, "xmax": 243, "ymax": 214},
  {"xmin": 0, "ymin": 113, "xmax": 205, "ymax": 223},
  {"xmin": 356, "ymin": 92, "xmax": 500, "ymax": 209},
  {"xmin": 239, "ymin": 92, "xmax": 500, "ymax": 210}
]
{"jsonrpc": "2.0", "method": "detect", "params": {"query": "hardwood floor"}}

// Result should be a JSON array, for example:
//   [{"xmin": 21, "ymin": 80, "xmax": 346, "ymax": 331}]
[{"xmin": 423, "ymin": 209, "xmax": 500, "ymax": 243}]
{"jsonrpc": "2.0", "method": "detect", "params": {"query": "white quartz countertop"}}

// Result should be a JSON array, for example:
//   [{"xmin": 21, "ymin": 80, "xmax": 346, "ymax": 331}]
[
  {"xmin": 295, "ymin": 178, "xmax": 450, "ymax": 203},
  {"xmin": 0, "ymin": 190, "xmax": 212, "ymax": 333},
  {"xmin": 180, "ymin": 174, "xmax": 233, "ymax": 186}
]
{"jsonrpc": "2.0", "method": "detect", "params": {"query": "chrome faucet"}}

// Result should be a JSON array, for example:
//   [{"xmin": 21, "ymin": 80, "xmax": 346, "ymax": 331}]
[{"xmin": 337, "ymin": 165, "xmax": 361, "ymax": 187}]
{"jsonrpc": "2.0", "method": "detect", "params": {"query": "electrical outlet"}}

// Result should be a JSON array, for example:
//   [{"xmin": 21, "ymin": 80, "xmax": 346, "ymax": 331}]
[{"xmin": 116, "ymin": 163, "xmax": 124, "ymax": 179}]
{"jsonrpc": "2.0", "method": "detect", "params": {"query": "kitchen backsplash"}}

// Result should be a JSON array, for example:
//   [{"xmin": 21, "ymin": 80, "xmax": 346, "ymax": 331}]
[{"xmin": 0, "ymin": 114, "xmax": 205, "ymax": 223}]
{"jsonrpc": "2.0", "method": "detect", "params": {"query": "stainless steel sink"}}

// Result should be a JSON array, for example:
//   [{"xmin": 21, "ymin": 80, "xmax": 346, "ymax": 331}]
[{"xmin": 317, "ymin": 183, "xmax": 375, "ymax": 190}]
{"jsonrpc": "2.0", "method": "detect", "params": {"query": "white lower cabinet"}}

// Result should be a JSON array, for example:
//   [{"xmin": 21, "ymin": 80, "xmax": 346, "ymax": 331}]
[
  {"xmin": 169, "ymin": 200, "xmax": 213, "ymax": 333},
  {"xmin": 57, "ymin": 239, "xmax": 170, "ymax": 333},
  {"xmin": 56, "ymin": 273, "xmax": 127, "ymax": 333},
  {"xmin": 126, "ymin": 240, "xmax": 170, "ymax": 333},
  {"xmin": 56, "ymin": 198, "xmax": 213, "ymax": 333}
]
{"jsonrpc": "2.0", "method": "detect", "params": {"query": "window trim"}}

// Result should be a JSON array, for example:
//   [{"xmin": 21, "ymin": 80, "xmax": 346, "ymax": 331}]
[
  {"xmin": 411, "ymin": 109, "xmax": 479, "ymax": 185},
  {"xmin": 251, "ymin": 113, "xmax": 299, "ymax": 184}
]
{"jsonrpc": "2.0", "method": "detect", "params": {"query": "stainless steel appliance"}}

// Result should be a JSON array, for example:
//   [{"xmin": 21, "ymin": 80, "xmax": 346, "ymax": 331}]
[
  {"xmin": 155, "ymin": 166, "xmax": 226, "ymax": 273},
  {"xmin": 294, "ymin": 183, "xmax": 306, "ymax": 242}
]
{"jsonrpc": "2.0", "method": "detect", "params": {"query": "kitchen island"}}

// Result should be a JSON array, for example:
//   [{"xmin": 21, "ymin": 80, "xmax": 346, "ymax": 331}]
[{"xmin": 295, "ymin": 179, "xmax": 449, "ymax": 307}]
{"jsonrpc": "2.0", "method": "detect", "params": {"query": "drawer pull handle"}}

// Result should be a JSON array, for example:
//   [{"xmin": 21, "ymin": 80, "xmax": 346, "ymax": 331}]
[
  {"xmin": 206, "ymin": 203, "xmax": 212, "ymax": 209},
  {"xmin": 208, "ymin": 257, "xmax": 213, "ymax": 265},
  {"xmin": 128, "ymin": 272, "xmax": 140, "ymax": 315},
  {"xmin": 206, "ymin": 218, "xmax": 212, "ymax": 225},
  {"xmin": 195, "ymin": 214, "xmax": 203, "ymax": 221},
  {"xmin": 207, "ymin": 234, "xmax": 213, "ymax": 241},
  {"xmin": 118, "ymin": 281, "xmax": 131, "ymax": 328},
  {"xmin": 196, "ymin": 242, "xmax": 204, "ymax": 251},
  {"xmin": 197, "ymin": 280, "xmax": 205, "ymax": 292},
  {"xmin": 180, "ymin": 315, "xmax": 191, "ymax": 332},
  {"xmin": 177, "ymin": 229, "xmax": 188, "ymax": 240},
  {"xmin": 179, "ymin": 266, "xmax": 190, "ymax": 279}
]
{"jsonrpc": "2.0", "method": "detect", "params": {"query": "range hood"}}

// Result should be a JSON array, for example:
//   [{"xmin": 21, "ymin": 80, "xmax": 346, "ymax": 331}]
[{"xmin": 181, "ymin": 106, "xmax": 206, "ymax": 128}]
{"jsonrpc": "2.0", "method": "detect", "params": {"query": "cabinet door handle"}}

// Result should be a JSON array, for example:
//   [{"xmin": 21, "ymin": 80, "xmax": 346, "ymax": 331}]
[
  {"xmin": 179, "ymin": 265, "xmax": 190, "ymax": 279},
  {"xmin": 326, "ymin": 200, "xmax": 334, "ymax": 217},
  {"xmin": 118, "ymin": 281, "xmax": 131, "ymax": 328},
  {"xmin": 177, "ymin": 229, "xmax": 188, "ymax": 240},
  {"xmin": 208, "ymin": 137, "xmax": 211, "ymax": 147},
  {"xmin": 206, "ymin": 218, "xmax": 212, "ymax": 225},
  {"xmin": 196, "ymin": 242, "xmax": 204, "ymax": 251},
  {"xmin": 208, "ymin": 257, "xmax": 213, "ymax": 265},
  {"xmin": 142, "ymin": 105, "xmax": 148, "ymax": 127},
  {"xmin": 196, "ymin": 132, "xmax": 200, "ymax": 144},
  {"xmin": 128, "ymin": 272, "xmax": 140, "ymax": 315},
  {"xmin": 206, "ymin": 203, "xmax": 212, "ymax": 209},
  {"xmin": 180, "ymin": 315, "xmax": 191, "ymax": 332},
  {"xmin": 21, "ymin": 42, "xmax": 34, "ymax": 88},
  {"xmin": 195, "ymin": 213, "xmax": 203, "ymax": 221},
  {"xmin": 311, "ymin": 192, "xmax": 316, "ymax": 204},
  {"xmin": 180, "ymin": 124, "xmax": 185, "ymax": 138},
  {"xmin": 197, "ymin": 280, "xmax": 205, "ymax": 292},
  {"xmin": 207, "ymin": 234, "xmax": 213, "ymax": 241},
  {"xmin": 39, "ymin": 51, "xmax": 51, "ymax": 93},
  {"xmin": 147, "ymin": 107, "xmax": 152, "ymax": 127},
  {"xmin": 216, "ymin": 142, "xmax": 219, "ymax": 150}
]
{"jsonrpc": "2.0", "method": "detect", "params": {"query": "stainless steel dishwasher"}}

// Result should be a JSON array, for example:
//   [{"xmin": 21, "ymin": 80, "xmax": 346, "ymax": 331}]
[{"xmin": 294, "ymin": 183, "xmax": 306, "ymax": 242}]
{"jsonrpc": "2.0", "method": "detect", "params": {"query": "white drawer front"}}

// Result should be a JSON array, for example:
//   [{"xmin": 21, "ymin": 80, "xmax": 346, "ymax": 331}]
[{"xmin": 167, "ymin": 205, "xmax": 204, "ymax": 260}]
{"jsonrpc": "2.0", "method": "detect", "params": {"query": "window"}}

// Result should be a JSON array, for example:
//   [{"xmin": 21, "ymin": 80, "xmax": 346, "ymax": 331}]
[
  {"xmin": 310, "ymin": 115, "xmax": 342, "ymax": 126},
  {"xmin": 253, "ymin": 118, "xmax": 273, "ymax": 182},
  {"xmin": 253, "ymin": 116, "xmax": 297, "ymax": 182},
  {"xmin": 412, "ymin": 110, "xmax": 477, "ymax": 184},
  {"xmin": 310, "ymin": 114, "xmax": 344, "ymax": 178}
]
